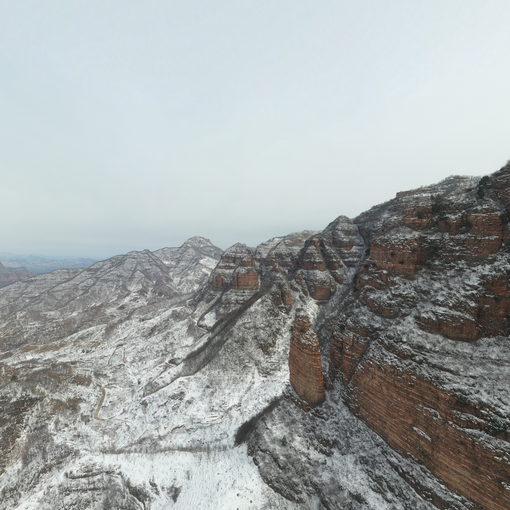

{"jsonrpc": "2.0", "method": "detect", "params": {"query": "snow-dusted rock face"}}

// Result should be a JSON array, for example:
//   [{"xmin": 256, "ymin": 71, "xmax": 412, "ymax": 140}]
[
  {"xmin": 0, "ymin": 249, "xmax": 183, "ymax": 352},
  {"xmin": 211, "ymin": 243, "xmax": 259, "ymax": 292},
  {"xmin": 1, "ymin": 166, "xmax": 510, "ymax": 510},
  {"xmin": 338, "ymin": 168, "xmax": 510, "ymax": 510},
  {"xmin": 248, "ymin": 164, "xmax": 510, "ymax": 510},
  {"xmin": 153, "ymin": 236, "xmax": 223, "ymax": 294}
]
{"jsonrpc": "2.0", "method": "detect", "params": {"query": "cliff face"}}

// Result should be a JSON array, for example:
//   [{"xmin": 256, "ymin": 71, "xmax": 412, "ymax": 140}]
[
  {"xmin": 336, "ymin": 169, "xmax": 510, "ymax": 510},
  {"xmin": 247, "ymin": 164, "xmax": 510, "ymax": 510},
  {"xmin": 211, "ymin": 243, "xmax": 260, "ymax": 291},
  {"xmin": 1, "ymin": 166, "xmax": 509, "ymax": 509},
  {"xmin": 203, "ymin": 165, "xmax": 510, "ymax": 509},
  {"xmin": 288, "ymin": 315, "xmax": 325, "ymax": 406}
]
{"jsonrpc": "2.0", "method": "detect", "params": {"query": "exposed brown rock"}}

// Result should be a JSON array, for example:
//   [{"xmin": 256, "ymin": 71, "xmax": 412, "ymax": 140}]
[
  {"xmin": 232, "ymin": 270, "xmax": 259, "ymax": 291},
  {"xmin": 212, "ymin": 273, "xmax": 226, "ymax": 291},
  {"xmin": 348, "ymin": 363, "xmax": 510, "ymax": 510},
  {"xmin": 300, "ymin": 170, "xmax": 510, "ymax": 510},
  {"xmin": 291, "ymin": 218, "xmax": 364, "ymax": 302},
  {"xmin": 328, "ymin": 328, "xmax": 343, "ymax": 382},
  {"xmin": 477, "ymin": 274, "xmax": 510, "ymax": 336},
  {"xmin": 309, "ymin": 284, "xmax": 332, "ymax": 301},
  {"xmin": 328, "ymin": 321, "xmax": 373, "ymax": 384},
  {"xmin": 322, "ymin": 216, "xmax": 365, "ymax": 267},
  {"xmin": 271, "ymin": 284, "xmax": 293, "ymax": 307},
  {"xmin": 218, "ymin": 246, "xmax": 256, "ymax": 268},
  {"xmin": 489, "ymin": 161, "xmax": 510, "ymax": 210},
  {"xmin": 403, "ymin": 206, "xmax": 433, "ymax": 230},
  {"xmin": 299, "ymin": 241, "xmax": 328, "ymax": 271},
  {"xmin": 288, "ymin": 315, "xmax": 325, "ymax": 406},
  {"xmin": 360, "ymin": 288, "xmax": 402, "ymax": 319},
  {"xmin": 417, "ymin": 312, "xmax": 481, "ymax": 341},
  {"xmin": 370, "ymin": 235, "xmax": 427, "ymax": 275},
  {"xmin": 210, "ymin": 243, "xmax": 260, "ymax": 292}
]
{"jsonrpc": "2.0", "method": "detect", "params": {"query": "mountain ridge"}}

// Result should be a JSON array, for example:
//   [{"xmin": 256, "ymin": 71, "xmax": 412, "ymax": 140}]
[{"xmin": 0, "ymin": 163, "xmax": 509, "ymax": 509}]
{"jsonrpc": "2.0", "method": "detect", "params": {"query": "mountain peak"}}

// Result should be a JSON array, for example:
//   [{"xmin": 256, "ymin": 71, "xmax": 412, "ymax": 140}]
[
  {"xmin": 224, "ymin": 242, "xmax": 253, "ymax": 253},
  {"xmin": 181, "ymin": 236, "xmax": 217, "ymax": 249}
]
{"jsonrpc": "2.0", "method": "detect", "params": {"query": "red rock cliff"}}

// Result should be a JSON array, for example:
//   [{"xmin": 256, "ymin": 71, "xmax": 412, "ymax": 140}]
[
  {"xmin": 326, "ymin": 168, "xmax": 510, "ymax": 510},
  {"xmin": 288, "ymin": 315, "xmax": 325, "ymax": 406}
]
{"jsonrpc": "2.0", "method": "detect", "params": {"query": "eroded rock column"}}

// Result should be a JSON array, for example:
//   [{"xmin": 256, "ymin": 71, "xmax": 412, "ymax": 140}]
[{"xmin": 288, "ymin": 315, "xmax": 325, "ymax": 406}]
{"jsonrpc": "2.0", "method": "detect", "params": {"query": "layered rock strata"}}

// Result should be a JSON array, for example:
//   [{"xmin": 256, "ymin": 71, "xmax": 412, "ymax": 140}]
[
  {"xmin": 325, "ymin": 165, "xmax": 510, "ymax": 510},
  {"xmin": 288, "ymin": 315, "xmax": 325, "ymax": 406},
  {"xmin": 247, "ymin": 163, "xmax": 510, "ymax": 510}
]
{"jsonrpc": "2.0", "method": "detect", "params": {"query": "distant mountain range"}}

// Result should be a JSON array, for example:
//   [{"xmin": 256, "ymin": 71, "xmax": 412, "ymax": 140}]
[
  {"xmin": 0, "ymin": 238, "xmax": 221, "ymax": 288},
  {"xmin": 0, "ymin": 252, "xmax": 97, "ymax": 275}
]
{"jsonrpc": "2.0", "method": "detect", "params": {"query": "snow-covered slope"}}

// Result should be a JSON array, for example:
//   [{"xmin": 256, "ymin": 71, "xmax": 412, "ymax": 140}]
[
  {"xmin": 153, "ymin": 236, "xmax": 223, "ymax": 294},
  {"xmin": 0, "ymin": 236, "xmax": 296, "ymax": 509}
]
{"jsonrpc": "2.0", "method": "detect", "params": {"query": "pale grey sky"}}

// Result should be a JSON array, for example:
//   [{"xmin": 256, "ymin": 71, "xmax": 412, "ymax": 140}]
[{"xmin": 1, "ymin": 1, "xmax": 510, "ymax": 257}]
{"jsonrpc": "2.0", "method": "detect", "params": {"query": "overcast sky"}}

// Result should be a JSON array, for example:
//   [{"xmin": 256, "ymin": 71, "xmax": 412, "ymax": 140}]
[{"xmin": 1, "ymin": 1, "xmax": 510, "ymax": 257}]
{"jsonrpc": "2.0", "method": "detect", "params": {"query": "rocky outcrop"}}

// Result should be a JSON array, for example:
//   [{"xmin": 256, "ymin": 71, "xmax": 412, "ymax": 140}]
[
  {"xmin": 326, "ymin": 166, "xmax": 510, "ymax": 510},
  {"xmin": 251, "ymin": 164, "xmax": 510, "ymax": 509},
  {"xmin": 210, "ymin": 243, "xmax": 259, "ymax": 291},
  {"xmin": 258, "ymin": 231, "xmax": 317, "ymax": 271},
  {"xmin": 369, "ymin": 230, "xmax": 427, "ymax": 275},
  {"xmin": 231, "ymin": 269, "xmax": 260, "ymax": 291},
  {"xmin": 334, "ymin": 321, "xmax": 373, "ymax": 384},
  {"xmin": 288, "ymin": 315, "xmax": 325, "ymax": 406},
  {"xmin": 294, "ymin": 217, "xmax": 364, "ymax": 301}
]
